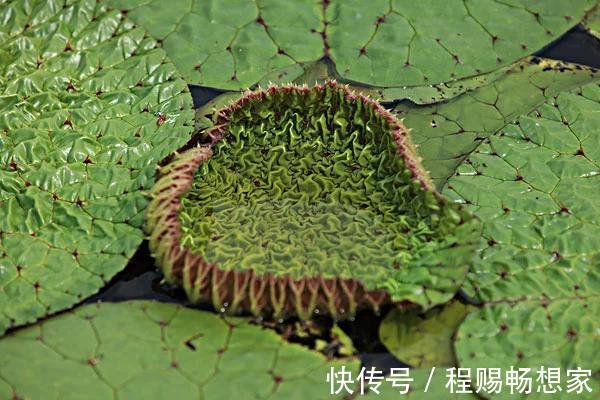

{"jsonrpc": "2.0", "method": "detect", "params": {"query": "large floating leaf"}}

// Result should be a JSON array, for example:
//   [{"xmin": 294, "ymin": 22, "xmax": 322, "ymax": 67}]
[
  {"xmin": 396, "ymin": 58, "xmax": 598, "ymax": 189},
  {"xmin": 445, "ymin": 81, "xmax": 599, "ymax": 398},
  {"xmin": 379, "ymin": 301, "xmax": 473, "ymax": 368},
  {"xmin": 455, "ymin": 297, "xmax": 599, "ymax": 399},
  {"xmin": 147, "ymin": 83, "xmax": 481, "ymax": 319},
  {"xmin": 444, "ymin": 81, "xmax": 600, "ymax": 303},
  {"xmin": 0, "ymin": 0, "xmax": 194, "ymax": 334},
  {"xmin": 386, "ymin": 74, "xmax": 600, "ymax": 400},
  {"xmin": 0, "ymin": 300, "xmax": 358, "ymax": 399},
  {"xmin": 373, "ymin": 62, "xmax": 515, "ymax": 105},
  {"xmin": 109, "ymin": 0, "xmax": 595, "ymax": 95},
  {"xmin": 194, "ymin": 59, "xmax": 526, "ymax": 108}
]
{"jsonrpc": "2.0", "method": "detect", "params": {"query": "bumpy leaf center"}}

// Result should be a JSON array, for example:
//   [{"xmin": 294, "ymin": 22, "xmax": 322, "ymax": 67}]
[{"xmin": 178, "ymin": 84, "xmax": 466, "ymax": 287}]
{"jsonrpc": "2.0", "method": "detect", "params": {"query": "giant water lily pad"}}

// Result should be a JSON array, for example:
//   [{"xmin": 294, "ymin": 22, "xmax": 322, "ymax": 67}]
[
  {"xmin": 373, "ymin": 62, "xmax": 519, "ymax": 105},
  {"xmin": 444, "ymin": 81, "xmax": 600, "ymax": 399},
  {"xmin": 378, "ymin": 72, "xmax": 599, "ymax": 396},
  {"xmin": 0, "ymin": 300, "xmax": 358, "ymax": 400},
  {"xmin": 396, "ymin": 58, "xmax": 598, "ymax": 189},
  {"xmin": 147, "ymin": 82, "xmax": 481, "ymax": 319},
  {"xmin": 444, "ymin": 81, "xmax": 600, "ymax": 303},
  {"xmin": 455, "ymin": 297, "xmax": 599, "ymax": 399},
  {"xmin": 110, "ymin": 0, "xmax": 595, "ymax": 95},
  {"xmin": 0, "ymin": 0, "xmax": 194, "ymax": 334}
]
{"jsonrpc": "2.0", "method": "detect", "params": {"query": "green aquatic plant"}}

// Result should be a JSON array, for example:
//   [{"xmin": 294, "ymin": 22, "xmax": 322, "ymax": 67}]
[
  {"xmin": 444, "ymin": 80, "xmax": 600, "ymax": 303},
  {"xmin": 0, "ymin": 300, "xmax": 358, "ymax": 400},
  {"xmin": 0, "ymin": 0, "xmax": 598, "ymax": 397},
  {"xmin": 147, "ymin": 82, "xmax": 481, "ymax": 319},
  {"xmin": 0, "ymin": 0, "xmax": 194, "ymax": 334},
  {"xmin": 375, "ymin": 368, "xmax": 479, "ymax": 399},
  {"xmin": 445, "ymin": 81, "xmax": 600, "ymax": 398},
  {"xmin": 455, "ymin": 298, "xmax": 599, "ymax": 400},
  {"xmin": 396, "ymin": 58, "xmax": 599, "ymax": 189},
  {"xmin": 110, "ymin": 0, "xmax": 597, "ymax": 99},
  {"xmin": 380, "ymin": 77, "xmax": 600, "ymax": 398}
]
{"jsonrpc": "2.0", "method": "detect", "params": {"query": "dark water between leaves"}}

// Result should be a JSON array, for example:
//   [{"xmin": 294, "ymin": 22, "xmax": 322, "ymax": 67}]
[{"xmin": 84, "ymin": 25, "xmax": 600, "ymax": 372}]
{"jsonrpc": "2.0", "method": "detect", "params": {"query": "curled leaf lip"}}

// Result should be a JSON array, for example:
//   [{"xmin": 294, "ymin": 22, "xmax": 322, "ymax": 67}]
[{"xmin": 146, "ymin": 81, "xmax": 478, "ymax": 320}]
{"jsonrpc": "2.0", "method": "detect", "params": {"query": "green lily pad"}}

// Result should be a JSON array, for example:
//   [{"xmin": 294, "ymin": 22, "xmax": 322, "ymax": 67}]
[
  {"xmin": 109, "ymin": 0, "xmax": 595, "ymax": 95},
  {"xmin": 194, "ymin": 58, "xmax": 519, "ymax": 108},
  {"xmin": 0, "ymin": 300, "xmax": 359, "ymax": 400},
  {"xmin": 196, "ymin": 57, "xmax": 597, "ymax": 138},
  {"xmin": 397, "ymin": 58, "xmax": 598, "ymax": 189},
  {"xmin": 193, "ymin": 58, "xmax": 522, "ymax": 136},
  {"xmin": 444, "ymin": 80, "xmax": 600, "ymax": 303},
  {"xmin": 455, "ymin": 297, "xmax": 599, "ymax": 399},
  {"xmin": 0, "ymin": 0, "xmax": 194, "ymax": 334},
  {"xmin": 435, "ymin": 63, "xmax": 600, "ymax": 400},
  {"xmin": 147, "ymin": 82, "xmax": 481, "ymax": 319},
  {"xmin": 373, "ymin": 63, "xmax": 515, "ymax": 105},
  {"xmin": 379, "ymin": 301, "xmax": 474, "ymax": 368},
  {"xmin": 446, "ymin": 80, "xmax": 600, "ymax": 398}
]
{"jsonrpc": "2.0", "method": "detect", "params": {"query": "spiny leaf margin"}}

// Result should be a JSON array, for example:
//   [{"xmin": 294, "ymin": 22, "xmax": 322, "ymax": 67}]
[{"xmin": 147, "ymin": 81, "xmax": 480, "ymax": 320}]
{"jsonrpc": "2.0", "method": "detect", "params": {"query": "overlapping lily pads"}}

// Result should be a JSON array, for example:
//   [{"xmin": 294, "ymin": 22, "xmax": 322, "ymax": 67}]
[
  {"xmin": 0, "ymin": 0, "xmax": 194, "ymax": 334},
  {"xmin": 378, "ymin": 74, "xmax": 599, "ymax": 398},
  {"xmin": 0, "ymin": 300, "xmax": 358, "ymax": 399},
  {"xmin": 454, "ymin": 298, "xmax": 599, "ymax": 400},
  {"xmin": 444, "ymin": 80, "xmax": 600, "ymax": 303},
  {"xmin": 443, "ymin": 81, "xmax": 600, "ymax": 398},
  {"xmin": 1, "ymin": 1, "xmax": 599, "ymax": 397},
  {"xmin": 396, "ymin": 58, "xmax": 598, "ymax": 189},
  {"xmin": 110, "ymin": 0, "xmax": 596, "ymax": 96}
]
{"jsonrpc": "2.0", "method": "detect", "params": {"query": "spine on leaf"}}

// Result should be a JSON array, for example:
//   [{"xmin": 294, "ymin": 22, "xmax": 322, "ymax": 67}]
[{"xmin": 147, "ymin": 81, "xmax": 463, "ymax": 319}]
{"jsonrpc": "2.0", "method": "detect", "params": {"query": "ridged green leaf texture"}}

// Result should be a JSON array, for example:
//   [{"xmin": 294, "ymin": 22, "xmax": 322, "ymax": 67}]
[
  {"xmin": 0, "ymin": 0, "xmax": 194, "ymax": 334},
  {"xmin": 396, "ymin": 58, "xmax": 599, "ymax": 189},
  {"xmin": 378, "ymin": 73, "xmax": 599, "ymax": 398},
  {"xmin": 455, "ymin": 298, "xmax": 599, "ymax": 399},
  {"xmin": 1, "ymin": 0, "xmax": 598, "ymax": 397},
  {"xmin": 444, "ymin": 80, "xmax": 600, "ymax": 303},
  {"xmin": 147, "ymin": 83, "xmax": 481, "ymax": 318},
  {"xmin": 109, "ymin": 0, "xmax": 596, "ymax": 95},
  {"xmin": 444, "ymin": 81, "xmax": 600, "ymax": 399},
  {"xmin": 0, "ymin": 300, "xmax": 358, "ymax": 400}
]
